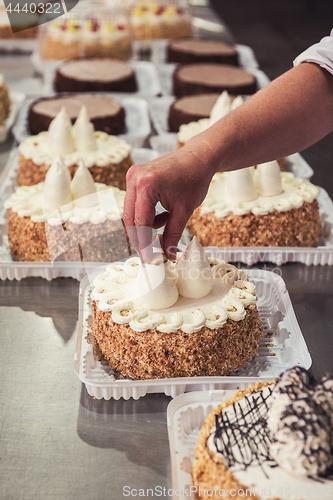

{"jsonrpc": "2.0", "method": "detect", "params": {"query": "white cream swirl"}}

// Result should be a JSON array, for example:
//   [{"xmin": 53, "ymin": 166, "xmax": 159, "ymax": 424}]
[{"xmin": 19, "ymin": 131, "xmax": 131, "ymax": 168}]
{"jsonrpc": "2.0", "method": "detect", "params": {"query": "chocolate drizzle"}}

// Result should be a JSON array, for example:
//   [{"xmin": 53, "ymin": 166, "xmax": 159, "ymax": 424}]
[{"xmin": 213, "ymin": 386, "xmax": 275, "ymax": 473}]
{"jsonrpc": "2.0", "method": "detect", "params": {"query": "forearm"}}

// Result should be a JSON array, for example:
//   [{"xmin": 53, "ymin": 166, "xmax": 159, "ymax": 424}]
[{"xmin": 184, "ymin": 62, "xmax": 333, "ymax": 174}]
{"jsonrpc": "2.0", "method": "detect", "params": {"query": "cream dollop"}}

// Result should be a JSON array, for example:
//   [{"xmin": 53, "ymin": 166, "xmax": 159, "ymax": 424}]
[
  {"xmin": 226, "ymin": 167, "xmax": 258, "ymax": 204},
  {"xmin": 209, "ymin": 90, "xmax": 232, "ymax": 126},
  {"xmin": 71, "ymin": 159, "xmax": 98, "ymax": 208},
  {"xmin": 72, "ymin": 105, "xmax": 97, "ymax": 153},
  {"xmin": 137, "ymin": 261, "xmax": 179, "ymax": 310},
  {"xmin": 43, "ymin": 155, "xmax": 72, "ymax": 212},
  {"xmin": 255, "ymin": 160, "xmax": 284, "ymax": 197},
  {"xmin": 175, "ymin": 236, "xmax": 213, "ymax": 299},
  {"xmin": 48, "ymin": 107, "xmax": 74, "ymax": 155}
]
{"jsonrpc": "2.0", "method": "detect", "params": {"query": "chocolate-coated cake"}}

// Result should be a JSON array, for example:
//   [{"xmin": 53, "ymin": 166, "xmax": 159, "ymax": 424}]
[
  {"xmin": 173, "ymin": 63, "xmax": 257, "ymax": 97},
  {"xmin": 167, "ymin": 38, "xmax": 239, "ymax": 66},
  {"xmin": 28, "ymin": 95, "xmax": 125, "ymax": 136},
  {"xmin": 55, "ymin": 58, "xmax": 138, "ymax": 93},
  {"xmin": 168, "ymin": 93, "xmax": 219, "ymax": 132}
]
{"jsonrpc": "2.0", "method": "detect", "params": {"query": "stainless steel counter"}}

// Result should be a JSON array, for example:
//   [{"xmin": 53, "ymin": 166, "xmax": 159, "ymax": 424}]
[{"xmin": 1, "ymin": 9, "xmax": 333, "ymax": 499}]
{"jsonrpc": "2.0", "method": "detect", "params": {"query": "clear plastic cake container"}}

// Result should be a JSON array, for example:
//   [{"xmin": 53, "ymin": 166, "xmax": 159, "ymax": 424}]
[
  {"xmin": 74, "ymin": 268, "xmax": 311, "ymax": 400},
  {"xmin": 151, "ymin": 39, "xmax": 260, "ymax": 69},
  {"xmin": 0, "ymin": 147, "xmax": 159, "ymax": 281},
  {"xmin": 155, "ymin": 62, "xmax": 271, "ymax": 97},
  {"xmin": 0, "ymin": 90, "xmax": 25, "ymax": 143},
  {"xmin": 43, "ymin": 60, "xmax": 163, "ymax": 97},
  {"xmin": 12, "ymin": 94, "xmax": 151, "ymax": 147}
]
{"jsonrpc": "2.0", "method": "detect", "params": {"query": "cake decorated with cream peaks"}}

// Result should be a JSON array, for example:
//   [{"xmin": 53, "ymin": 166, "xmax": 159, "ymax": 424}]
[
  {"xmin": 18, "ymin": 106, "xmax": 133, "ymax": 190},
  {"xmin": 91, "ymin": 236, "xmax": 263, "ymax": 380},
  {"xmin": 187, "ymin": 161, "xmax": 322, "ymax": 247},
  {"xmin": 192, "ymin": 367, "xmax": 333, "ymax": 499},
  {"xmin": 5, "ymin": 156, "xmax": 131, "ymax": 262}
]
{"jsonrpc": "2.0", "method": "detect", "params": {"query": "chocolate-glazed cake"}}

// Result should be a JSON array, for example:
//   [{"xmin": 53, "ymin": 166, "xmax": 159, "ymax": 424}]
[
  {"xmin": 168, "ymin": 93, "xmax": 220, "ymax": 132},
  {"xmin": 29, "ymin": 95, "xmax": 126, "ymax": 136},
  {"xmin": 55, "ymin": 58, "xmax": 137, "ymax": 93},
  {"xmin": 173, "ymin": 63, "xmax": 257, "ymax": 97},
  {"xmin": 167, "ymin": 38, "xmax": 239, "ymax": 66}
]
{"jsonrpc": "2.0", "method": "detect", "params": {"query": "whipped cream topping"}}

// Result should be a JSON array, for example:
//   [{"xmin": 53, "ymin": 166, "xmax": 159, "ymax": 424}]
[
  {"xmin": 91, "ymin": 254, "xmax": 255, "ymax": 334},
  {"xmin": 175, "ymin": 236, "xmax": 213, "ymax": 298},
  {"xmin": 178, "ymin": 91, "xmax": 244, "ymax": 143},
  {"xmin": 226, "ymin": 167, "xmax": 258, "ymax": 204},
  {"xmin": 72, "ymin": 105, "xmax": 97, "ymax": 153},
  {"xmin": 19, "ymin": 131, "xmax": 131, "ymax": 169},
  {"xmin": 255, "ymin": 160, "xmax": 284, "ymax": 197},
  {"xmin": 44, "ymin": 156, "xmax": 72, "ymax": 212},
  {"xmin": 48, "ymin": 107, "xmax": 74, "ymax": 155},
  {"xmin": 71, "ymin": 160, "xmax": 98, "ymax": 208},
  {"xmin": 200, "ymin": 171, "xmax": 320, "ymax": 217},
  {"xmin": 4, "ymin": 180, "xmax": 125, "ymax": 226},
  {"xmin": 137, "ymin": 261, "xmax": 179, "ymax": 310}
]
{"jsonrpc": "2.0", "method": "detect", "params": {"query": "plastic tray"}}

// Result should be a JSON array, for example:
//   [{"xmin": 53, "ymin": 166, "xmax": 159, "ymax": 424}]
[
  {"xmin": 74, "ymin": 268, "xmax": 311, "ymax": 400},
  {"xmin": 0, "ymin": 38, "xmax": 36, "ymax": 53},
  {"xmin": 149, "ymin": 132, "xmax": 314, "ymax": 179},
  {"xmin": 151, "ymin": 40, "xmax": 259, "ymax": 69},
  {"xmin": 0, "ymin": 90, "xmax": 25, "ymax": 143},
  {"xmin": 0, "ymin": 147, "xmax": 159, "ymax": 281},
  {"xmin": 155, "ymin": 62, "xmax": 270, "ymax": 97},
  {"xmin": 12, "ymin": 94, "xmax": 151, "ymax": 147},
  {"xmin": 43, "ymin": 60, "xmax": 163, "ymax": 97}
]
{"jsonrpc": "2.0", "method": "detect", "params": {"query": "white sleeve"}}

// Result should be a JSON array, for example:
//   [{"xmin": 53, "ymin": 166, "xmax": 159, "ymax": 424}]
[{"xmin": 293, "ymin": 29, "xmax": 333, "ymax": 75}]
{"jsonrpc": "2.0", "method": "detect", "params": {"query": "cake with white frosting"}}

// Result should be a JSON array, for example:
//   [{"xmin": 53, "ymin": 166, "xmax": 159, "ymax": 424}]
[
  {"xmin": 187, "ymin": 161, "xmax": 322, "ymax": 247},
  {"xmin": 5, "ymin": 156, "xmax": 131, "ymax": 262},
  {"xmin": 192, "ymin": 367, "xmax": 333, "ymax": 499},
  {"xmin": 0, "ymin": 73, "xmax": 10, "ymax": 128},
  {"xmin": 91, "ymin": 237, "xmax": 263, "ymax": 380},
  {"xmin": 18, "ymin": 106, "xmax": 133, "ymax": 190}
]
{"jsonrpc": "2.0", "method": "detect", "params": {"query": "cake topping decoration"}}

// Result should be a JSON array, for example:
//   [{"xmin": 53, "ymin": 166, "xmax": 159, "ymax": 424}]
[
  {"xmin": 72, "ymin": 105, "xmax": 97, "ymax": 153},
  {"xmin": 226, "ymin": 167, "xmax": 258, "ymax": 203},
  {"xmin": 175, "ymin": 236, "xmax": 213, "ymax": 299},
  {"xmin": 209, "ymin": 90, "xmax": 232, "ymax": 125},
  {"xmin": 137, "ymin": 261, "xmax": 179, "ymax": 311},
  {"xmin": 48, "ymin": 107, "xmax": 74, "ymax": 155},
  {"xmin": 255, "ymin": 160, "xmax": 284, "ymax": 197},
  {"xmin": 71, "ymin": 159, "xmax": 98, "ymax": 208},
  {"xmin": 43, "ymin": 155, "xmax": 73, "ymax": 212}
]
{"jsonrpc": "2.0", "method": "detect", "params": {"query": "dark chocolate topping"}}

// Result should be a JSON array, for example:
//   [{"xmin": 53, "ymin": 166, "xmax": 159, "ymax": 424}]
[
  {"xmin": 177, "ymin": 64, "xmax": 255, "ymax": 86},
  {"xmin": 32, "ymin": 95, "xmax": 122, "ymax": 120},
  {"xmin": 169, "ymin": 38, "xmax": 237, "ymax": 56},
  {"xmin": 58, "ymin": 58, "xmax": 135, "ymax": 82}
]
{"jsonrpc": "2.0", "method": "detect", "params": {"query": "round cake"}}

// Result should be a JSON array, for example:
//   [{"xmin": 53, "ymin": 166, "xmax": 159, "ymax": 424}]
[
  {"xmin": 187, "ymin": 164, "xmax": 322, "ymax": 248},
  {"xmin": 4, "ymin": 157, "xmax": 131, "ymax": 263},
  {"xmin": 192, "ymin": 367, "xmax": 333, "ymax": 499},
  {"xmin": 167, "ymin": 38, "xmax": 239, "ymax": 66},
  {"xmin": 55, "ymin": 58, "xmax": 138, "ymax": 93},
  {"xmin": 28, "ymin": 94, "xmax": 126, "ymax": 136},
  {"xmin": 91, "ymin": 237, "xmax": 263, "ymax": 380},
  {"xmin": 173, "ymin": 63, "xmax": 257, "ymax": 97},
  {"xmin": 168, "ymin": 93, "xmax": 220, "ymax": 132}
]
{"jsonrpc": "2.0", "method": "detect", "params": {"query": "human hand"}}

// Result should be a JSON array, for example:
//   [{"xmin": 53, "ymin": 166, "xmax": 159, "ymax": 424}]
[{"xmin": 123, "ymin": 143, "xmax": 216, "ymax": 262}]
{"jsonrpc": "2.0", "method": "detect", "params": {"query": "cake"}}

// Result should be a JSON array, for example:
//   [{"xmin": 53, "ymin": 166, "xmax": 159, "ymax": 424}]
[
  {"xmin": 54, "ymin": 58, "xmax": 138, "ymax": 94},
  {"xmin": 173, "ymin": 63, "xmax": 257, "ymax": 97},
  {"xmin": 0, "ymin": 1, "xmax": 38, "ymax": 39},
  {"xmin": 175, "ymin": 90, "xmax": 244, "ymax": 146},
  {"xmin": 167, "ymin": 38, "xmax": 239, "ymax": 66},
  {"xmin": 42, "ymin": 12, "xmax": 132, "ymax": 61},
  {"xmin": 28, "ymin": 94, "xmax": 126, "ymax": 136},
  {"xmin": 4, "ymin": 156, "xmax": 132, "ymax": 262},
  {"xmin": 192, "ymin": 367, "xmax": 333, "ymax": 499},
  {"xmin": 168, "ymin": 93, "xmax": 220, "ymax": 132},
  {"xmin": 0, "ymin": 73, "xmax": 10, "ymax": 128},
  {"xmin": 91, "ymin": 236, "xmax": 264, "ymax": 380},
  {"xmin": 18, "ymin": 106, "xmax": 133, "ymax": 190},
  {"xmin": 187, "ymin": 162, "xmax": 322, "ymax": 247},
  {"xmin": 128, "ymin": 1, "xmax": 192, "ymax": 40}
]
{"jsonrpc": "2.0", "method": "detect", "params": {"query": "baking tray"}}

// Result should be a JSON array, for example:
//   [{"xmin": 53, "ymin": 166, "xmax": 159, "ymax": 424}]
[
  {"xmin": 155, "ymin": 62, "xmax": 270, "ymax": 97},
  {"xmin": 43, "ymin": 60, "xmax": 163, "ymax": 97},
  {"xmin": 74, "ymin": 268, "xmax": 311, "ymax": 400},
  {"xmin": 167, "ymin": 390, "xmax": 333, "ymax": 500},
  {"xmin": 12, "ymin": 94, "xmax": 151, "ymax": 147},
  {"xmin": 0, "ymin": 147, "xmax": 159, "ymax": 281},
  {"xmin": 0, "ymin": 90, "xmax": 25, "ymax": 143},
  {"xmin": 151, "ymin": 39, "xmax": 259, "ymax": 69},
  {"xmin": 178, "ymin": 185, "xmax": 333, "ymax": 266},
  {"xmin": 149, "ymin": 132, "xmax": 314, "ymax": 179}
]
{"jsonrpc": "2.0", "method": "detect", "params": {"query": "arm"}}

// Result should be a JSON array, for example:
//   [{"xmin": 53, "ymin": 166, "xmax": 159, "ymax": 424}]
[{"xmin": 124, "ymin": 62, "xmax": 333, "ymax": 261}]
